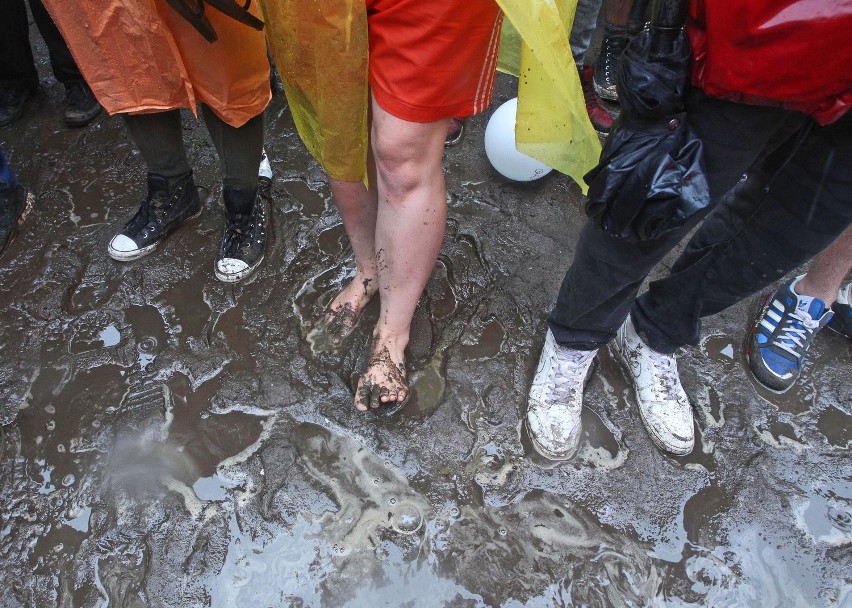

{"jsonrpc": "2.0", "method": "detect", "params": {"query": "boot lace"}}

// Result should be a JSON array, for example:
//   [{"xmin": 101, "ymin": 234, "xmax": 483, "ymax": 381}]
[{"xmin": 599, "ymin": 36, "xmax": 628, "ymax": 85}]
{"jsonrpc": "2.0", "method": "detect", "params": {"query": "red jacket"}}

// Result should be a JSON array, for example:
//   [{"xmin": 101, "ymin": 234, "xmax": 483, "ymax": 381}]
[{"xmin": 687, "ymin": 0, "xmax": 852, "ymax": 124}]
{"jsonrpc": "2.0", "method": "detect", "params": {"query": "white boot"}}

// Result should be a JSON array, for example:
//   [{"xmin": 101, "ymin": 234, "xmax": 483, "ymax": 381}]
[
  {"xmin": 526, "ymin": 329, "xmax": 597, "ymax": 460},
  {"xmin": 612, "ymin": 315, "xmax": 694, "ymax": 456}
]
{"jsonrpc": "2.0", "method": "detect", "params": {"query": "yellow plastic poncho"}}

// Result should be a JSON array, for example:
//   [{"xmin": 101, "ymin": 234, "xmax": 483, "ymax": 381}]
[{"xmin": 260, "ymin": 0, "xmax": 601, "ymax": 192}]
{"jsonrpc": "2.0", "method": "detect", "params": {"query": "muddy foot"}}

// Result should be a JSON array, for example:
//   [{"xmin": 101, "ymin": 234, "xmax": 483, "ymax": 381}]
[
  {"xmin": 355, "ymin": 342, "xmax": 408, "ymax": 412},
  {"xmin": 308, "ymin": 276, "xmax": 376, "ymax": 352}
]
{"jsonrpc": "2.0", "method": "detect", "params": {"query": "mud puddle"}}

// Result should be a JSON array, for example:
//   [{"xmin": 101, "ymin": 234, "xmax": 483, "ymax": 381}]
[{"xmin": 1, "ymin": 41, "xmax": 850, "ymax": 607}]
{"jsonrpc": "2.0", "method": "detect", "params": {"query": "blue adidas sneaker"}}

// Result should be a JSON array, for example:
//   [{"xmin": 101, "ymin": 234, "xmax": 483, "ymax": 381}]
[
  {"xmin": 826, "ymin": 283, "xmax": 852, "ymax": 339},
  {"xmin": 748, "ymin": 276, "xmax": 834, "ymax": 393}
]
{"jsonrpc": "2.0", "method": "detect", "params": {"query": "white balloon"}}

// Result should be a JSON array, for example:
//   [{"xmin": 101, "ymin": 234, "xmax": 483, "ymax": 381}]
[{"xmin": 484, "ymin": 97, "xmax": 553, "ymax": 182}]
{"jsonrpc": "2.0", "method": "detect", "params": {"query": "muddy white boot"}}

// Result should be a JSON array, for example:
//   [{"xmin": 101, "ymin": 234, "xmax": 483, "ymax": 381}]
[
  {"xmin": 612, "ymin": 315, "xmax": 694, "ymax": 456},
  {"xmin": 525, "ymin": 329, "xmax": 597, "ymax": 461}
]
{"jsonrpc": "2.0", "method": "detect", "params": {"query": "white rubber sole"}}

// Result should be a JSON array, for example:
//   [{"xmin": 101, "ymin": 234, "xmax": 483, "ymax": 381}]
[
  {"xmin": 214, "ymin": 254, "xmax": 263, "ymax": 283},
  {"xmin": 108, "ymin": 241, "xmax": 158, "ymax": 262},
  {"xmin": 107, "ymin": 207, "xmax": 202, "ymax": 262}
]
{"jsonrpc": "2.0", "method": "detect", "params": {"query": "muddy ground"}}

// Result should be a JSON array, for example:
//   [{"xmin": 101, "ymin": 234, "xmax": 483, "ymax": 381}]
[{"xmin": 1, "ymin": 26, "xmax": 850, "ymax": 608}]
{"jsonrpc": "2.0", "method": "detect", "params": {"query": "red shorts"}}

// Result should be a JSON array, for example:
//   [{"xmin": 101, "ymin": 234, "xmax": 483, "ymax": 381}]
[{"xmin": 366, "ymin": 0, "xmax": 503, "ymax": 123}]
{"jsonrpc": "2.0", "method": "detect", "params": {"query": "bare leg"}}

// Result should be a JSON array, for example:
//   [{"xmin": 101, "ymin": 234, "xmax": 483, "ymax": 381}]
[
  {"xmin": 605, "ymin": 0, "xmax": 634, "ymax": 26},
  {"xmin": 318, "ymin": 167, "xmax": 380, "ymax": 347},
  {"xmin": 796, "ymin": 225, "xmax": 852, "ymax": 304},
  {"xmin": 354, "ymin": 96, "xmax": 450, "ymax": 411}
]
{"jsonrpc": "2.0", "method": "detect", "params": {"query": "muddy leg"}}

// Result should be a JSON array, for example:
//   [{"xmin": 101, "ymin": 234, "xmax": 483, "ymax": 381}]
[
  {"xmin": 318, "ymin": 171, "xmax": 380, "ymax": 347},
  {"xmin": 354, "ymin": 95, "xmax": 449, "ymax": 411}
]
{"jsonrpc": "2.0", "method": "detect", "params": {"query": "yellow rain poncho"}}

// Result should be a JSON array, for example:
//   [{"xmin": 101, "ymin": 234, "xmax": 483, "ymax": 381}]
[{"xmin": 260, "ymin": 0, "xmax": 601, "ymax": 191}]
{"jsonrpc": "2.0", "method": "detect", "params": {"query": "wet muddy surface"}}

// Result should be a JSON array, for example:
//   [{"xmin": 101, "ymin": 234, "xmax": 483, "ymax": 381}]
[{"xmin": 1, "ymin": 31, "xmax": 850, "ymax": 608}]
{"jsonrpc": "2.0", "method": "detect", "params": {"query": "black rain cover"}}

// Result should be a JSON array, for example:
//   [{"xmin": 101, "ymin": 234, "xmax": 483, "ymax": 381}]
[{"xmin": 584, "ymin": 29, "xmax": 710, "ymax": 243}]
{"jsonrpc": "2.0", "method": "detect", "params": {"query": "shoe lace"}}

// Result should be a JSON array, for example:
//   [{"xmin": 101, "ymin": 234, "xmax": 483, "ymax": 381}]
[
  {"xmin": 543, "ymin": 349, "xmax": 593, "ymax": 401},
  {"xmin": 222, "ymin": 213, "xmax": 254, "ymax": 257},
  {"xmin": 772, "ymin": 309, "xmax": 819, "ymax": 358},
  {"xmin": 645, "ymin": 348, "xmax": 681, "ymax": 401},
  {"xmin": 126, "ymin": 189, "xmax": 171, "ymax": 233}
]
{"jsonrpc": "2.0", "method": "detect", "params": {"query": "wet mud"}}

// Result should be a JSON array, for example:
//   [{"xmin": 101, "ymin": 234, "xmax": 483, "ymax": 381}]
[{"xmin": 1, "ymin": 33, "xmax": 850, "ymax": 608}]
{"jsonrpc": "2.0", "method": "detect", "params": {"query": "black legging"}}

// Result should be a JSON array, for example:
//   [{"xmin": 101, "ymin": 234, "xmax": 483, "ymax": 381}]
[{"xmin": 123, "ymin": 106, "xmax": 263, "ymax": 194}]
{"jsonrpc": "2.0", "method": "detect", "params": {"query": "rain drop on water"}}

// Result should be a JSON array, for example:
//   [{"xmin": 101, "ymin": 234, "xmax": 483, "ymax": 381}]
[{"xmin": 391, "ymin": 503, "xmax": 423, "ymax": 535}]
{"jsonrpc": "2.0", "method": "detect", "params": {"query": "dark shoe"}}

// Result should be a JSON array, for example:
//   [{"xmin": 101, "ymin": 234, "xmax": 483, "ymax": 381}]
[
  {"xmin": 64, "ymin": 83, "xmax": 102, "ymax": 127},
  {"xmin": 0, "ymin": 185, "xmax": 34, "ymax": 256},
  {"xmin": 593, "ymin": 33, "xmax": 629, "ymax": 102},
  {"xmin": 748, "ymin": 276, "xmax": 833, "ymax": 393},
  {"xmin": 108, "ymin": 172, "xmax": 202, "ymax": 261},
  {"xmin": 579, "ymin": 65, "xmax": 613, "ymax": 133},
  {"xmin": 827, "ymin": 283, "xmax": 852, "ymax": 339},
  {"xmin": 445, "ymin": 116, "xmax": 466, "ymax": 147},
  {"xmin": 0, "ymin": 86, "xmax": 35, "ymax": 127},
  {"xmin": 215, "ymin": 160, "xmax": 270, "ymax": 283}
]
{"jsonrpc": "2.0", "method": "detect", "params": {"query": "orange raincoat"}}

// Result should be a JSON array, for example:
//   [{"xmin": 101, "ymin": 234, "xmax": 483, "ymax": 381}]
[{"xmin": 41, "ymin": 0, "xmax": 271, "ymax": 127}]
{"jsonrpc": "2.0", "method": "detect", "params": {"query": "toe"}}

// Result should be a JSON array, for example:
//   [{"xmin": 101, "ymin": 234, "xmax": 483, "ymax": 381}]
[
  {"xmin": 354, "ymin": 379, "xmax": 370, "ymax": 412},
  {"xmin": 369, "ymin": 385, "xmax": 384, "ymax": 409}
]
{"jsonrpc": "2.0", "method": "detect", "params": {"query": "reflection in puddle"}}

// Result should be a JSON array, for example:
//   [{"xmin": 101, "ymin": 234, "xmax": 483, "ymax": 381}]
[{"xmin": 98, "ymin": 324, "xmax": 120, "ymax": 348}]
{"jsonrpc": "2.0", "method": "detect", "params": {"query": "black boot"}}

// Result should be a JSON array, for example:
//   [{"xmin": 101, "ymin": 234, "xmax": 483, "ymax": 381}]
[
  {"xmin": 215, "ymin": 171, "xmax": 270, "ymax": 283},
  {"xmin": 108, "ymin": 172, "xmax": 201, "ymax": 261},
  {"xmin": 593, "ymin": 28, "xmax": 630, "ymax": 102},
  {"xmin": 0, "ymin": 85, "xmax": 35, "ymax": 127},
  {"xmin": 64, "ymin": 83, "xmax": 102, "ymax": 127},
  {"xmin": 0, "ymin": 185, "xmax": 33, "ymax": 257}
]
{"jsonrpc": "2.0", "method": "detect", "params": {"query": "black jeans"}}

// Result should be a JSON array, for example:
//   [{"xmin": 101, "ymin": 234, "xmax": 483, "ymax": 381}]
[
  {"xmin": 549, "ymin": 89, "xmax": 852, "ymax": 353},
  {"xmin": 0, "ymin": 0, "xmax": 84, "ymax": 91}
]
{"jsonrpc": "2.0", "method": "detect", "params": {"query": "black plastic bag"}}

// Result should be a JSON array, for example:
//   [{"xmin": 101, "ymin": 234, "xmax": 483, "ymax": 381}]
[{"xmin": 584, "ymin": 29, "xmax": 710, "ymax": 243}]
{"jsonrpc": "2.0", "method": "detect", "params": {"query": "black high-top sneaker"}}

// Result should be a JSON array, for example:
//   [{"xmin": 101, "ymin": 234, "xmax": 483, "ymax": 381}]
[
  {"xmin": 215, "ymin": 156, "xmax": 271, "ymax": 283},
  {"xmin": 108, "ymin": 172, "xmax": 202, "ymax": 261}
]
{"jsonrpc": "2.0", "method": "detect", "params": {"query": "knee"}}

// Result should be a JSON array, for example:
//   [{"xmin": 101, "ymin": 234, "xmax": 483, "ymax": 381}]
[{"xmin": 372, "ymin": 133, "xmax": 441, "ymax": 199}]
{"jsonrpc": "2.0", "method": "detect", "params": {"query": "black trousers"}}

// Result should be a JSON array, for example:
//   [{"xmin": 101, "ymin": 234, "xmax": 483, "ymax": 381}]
[
  {"xmin": 549, "ymin": 89, "xmax": 852, "ymax": 353},
  {"xmin": 0, "ymin": 0, "xmax": 84, "ymax": 91}
]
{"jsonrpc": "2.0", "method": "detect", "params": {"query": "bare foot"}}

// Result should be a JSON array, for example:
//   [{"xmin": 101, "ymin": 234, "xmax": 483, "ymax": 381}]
[
  {"xmin": 355, "ymin": 339, "xmax": 408, "ymax": 412},
  {"xmin": 313, "ymin": 273, "xmax": 377, "ymax": 350}
]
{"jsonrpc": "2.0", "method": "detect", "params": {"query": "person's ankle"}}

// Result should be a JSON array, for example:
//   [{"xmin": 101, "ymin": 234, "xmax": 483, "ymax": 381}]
[
  {"xmin": 791, "ymin": 275, "xmax": 835, "ymax": 307},
  {"xmin": 372, "ymin": 328, "xmax": 409, "ymax": 354}
]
